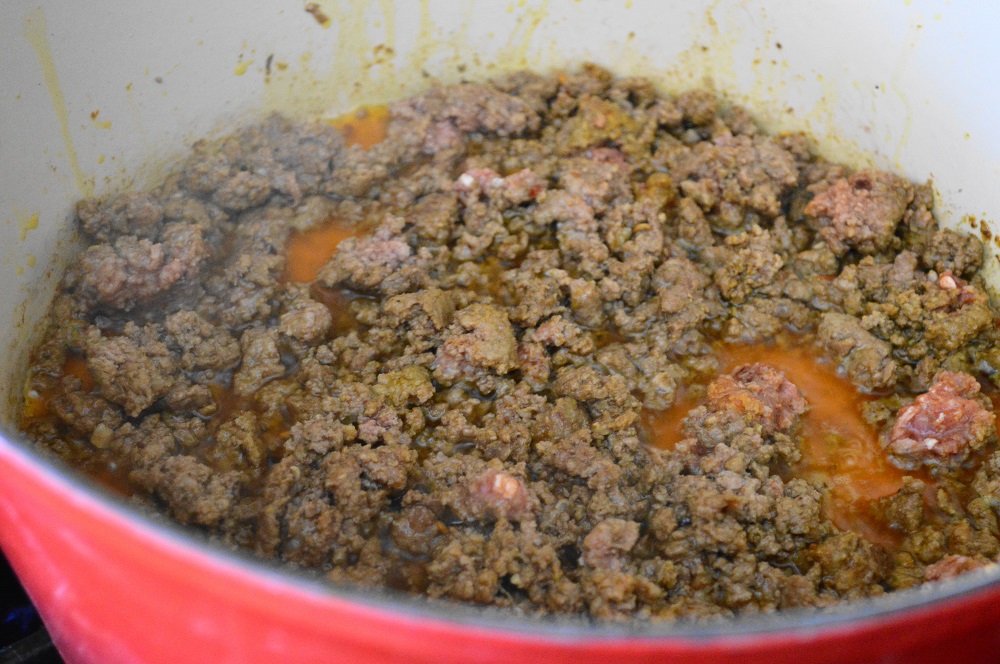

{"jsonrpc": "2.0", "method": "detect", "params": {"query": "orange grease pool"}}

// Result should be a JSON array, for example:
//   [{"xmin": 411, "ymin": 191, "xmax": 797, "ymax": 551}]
[
  {"xmin": 646, "ymin": 340, "xmax": 915, "ymax": 547},
  {"xmin": 282, "ymin": 105, "xmax": 391, "ymax": 284},
  {"xmin": 283, "ymin": 223, "xmax": 359, "ymax": 284},
  {"xmin": 326, "ymin": 104, "xmax": 389, "ymax": 149}
]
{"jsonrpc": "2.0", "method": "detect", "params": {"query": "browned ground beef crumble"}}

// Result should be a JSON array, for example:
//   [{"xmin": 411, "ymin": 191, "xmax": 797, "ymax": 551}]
[{"xmin": 21, "ymin": 64, "xmax": 1000, "ymax": 621}]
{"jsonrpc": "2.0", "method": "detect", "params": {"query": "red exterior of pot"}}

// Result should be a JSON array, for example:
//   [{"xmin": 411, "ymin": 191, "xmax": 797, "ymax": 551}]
[{"xmin": 2, "ymin": 438, "xmax": 1000, "ymax": 664}]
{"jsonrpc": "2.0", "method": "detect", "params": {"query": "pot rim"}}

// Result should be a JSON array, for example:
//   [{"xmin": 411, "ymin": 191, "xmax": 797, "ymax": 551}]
[{"xmin": 1, "ymin": 420, "xmax": 996, "ymax": 643}]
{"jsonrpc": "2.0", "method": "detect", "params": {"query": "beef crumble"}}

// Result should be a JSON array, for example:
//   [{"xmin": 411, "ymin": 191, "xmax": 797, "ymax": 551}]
[{"xmin": 20, "ymin": 65, "xmax": 1000, "ymax": 622}]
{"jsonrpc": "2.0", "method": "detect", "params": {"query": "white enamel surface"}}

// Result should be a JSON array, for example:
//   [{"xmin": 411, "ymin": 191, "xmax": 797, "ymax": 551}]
[{"xmin": 2, "ymin": 0, "xmax": 1000, "ymax": 418}]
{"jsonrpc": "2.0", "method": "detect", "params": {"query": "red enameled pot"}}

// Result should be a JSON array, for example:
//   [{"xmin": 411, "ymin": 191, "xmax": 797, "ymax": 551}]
[{"xmin": 4, "ymin": 1, "xmax": 1000, "ymax": 661}]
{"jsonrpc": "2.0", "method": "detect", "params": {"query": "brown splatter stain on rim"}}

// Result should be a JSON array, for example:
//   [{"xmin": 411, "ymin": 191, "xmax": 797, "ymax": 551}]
[{"xmin": 304, "ymin": 2, "xmax": 332, "ymax": 28}]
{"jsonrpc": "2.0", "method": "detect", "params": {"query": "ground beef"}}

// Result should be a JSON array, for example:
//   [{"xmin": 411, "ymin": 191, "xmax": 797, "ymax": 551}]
[
  {"xmin": 671, "ymin": 134, "xmax": 799, "ymax": 224},
  {"xmin": 922, "ymin": 229, "xmax": 984, "ymax": 277},
  {"xmin": 582, "ymin": 519, "xmax": 641, "ymax": 571},
  {"xmin": 391, "ymin": 81, "xmax": 541, "ymax": 155},
  {"xmin": 889, "ymin": 371, "xmax": 996, "ymax": 468},
  {"xmin": 76, "ymin": 192, "xmax": 164, "ymax": 242},
  {"xmin": 140, "ymin": 455, "xmax": 241, "ymax": 527},
  {"xmin": 69, "ymin": 223, "xmax": 209, "ymax": 311},
  {"xmin": 233, "ymin": 328, "xmax": 287, "ymax": 397},
  {"xmin": 163, "ymin": 311, "xmax": 241, "ymax": 373},
  {"xmin": 706, "ymin": 364, "xmax": 809, "ymax": 435},
  {"xmin": 85, "ymin": 324, "xmax": 177, "ymax": 417},
  {"xmin": 813, "ymin": 532, "xmax": 890, "ymax": 598},
  {"xmin": 713, "ymin": 227, "xmax": 784, "ymax": 304},
  {"xmin": 21, "ymin": 65, "xmax": 1000, "ymax": 623},
  {"xmin": 433, "ymin": 304, "xmax": 518, "ymax": 384},
  {"xmin": 805, "ymin": 170, "xmax": 913, "ymax": 255},
  {"xmin": 924, "ymin": 555, "xmax": 987, "ymax": 582},
  {"xmin": 818, "ymin": 312, "xmax": 897, "ymax": 392},
  {"xmin": 279, "ymin": 296, "xmax": 333, "ymax": 345},
  {"xmin": 922, "ymin": 272, "xmax": 993, "ymax": 353},
  {"xmin": 199, "ymin": 208, "xmax": 289, "ymax": 329},
  {"xmin": 181, "ymin": 115, "xmax": 343, "ymax": 207},
  {"xmin": 49, "ymin": 383, "xmax": 122, "ymax": 439}
]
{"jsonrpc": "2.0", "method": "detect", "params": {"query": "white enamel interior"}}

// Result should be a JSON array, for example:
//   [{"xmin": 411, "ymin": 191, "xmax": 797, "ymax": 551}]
[{"xmin": 2, "ymin": 0, "xmax": 1000, "ymax": 418}]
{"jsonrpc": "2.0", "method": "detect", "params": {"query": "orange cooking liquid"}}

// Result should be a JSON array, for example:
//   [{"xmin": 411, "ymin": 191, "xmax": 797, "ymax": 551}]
[
  {"xmin": 282, "ymin": 222, "xmax": 358, "ymax": 283},
  {"xmin": 22, "ymin": 353, "xmax": 94, "ymax": 420},
  {"xmin": 63, "ymin": 353, "xmax": 95, "ymax": 391},
  {"xmin": 19, "ymin": 354, "xmax": 136, "ymax": 497},
  {"xmin": 643, "ymin": 390, "xmax": 702, "ymax": 453},
  {"xmin": 207, "ymin": 383, "xmax": 291, "ymax": 462},
  {"xmin": 21, "ymin": 393, "xmax": 48, "ymax": 421},
  {"xmin": 646, "ymin": 340, "xmax": 915, "ymax": 548},
  {"xmin": 308, "ymin": 283, "xmax": 359, "ymax": 337},
  {"xmin": 326, "ymin": 105, "xmax": 390, "ymax": 149},
  {"xmin": 281, "ymin": 106, "xmax": 389, "ymax": 284},
  {"xmin": 85, "ymin": 463, "xmax": 136, "ymax": 499}
]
